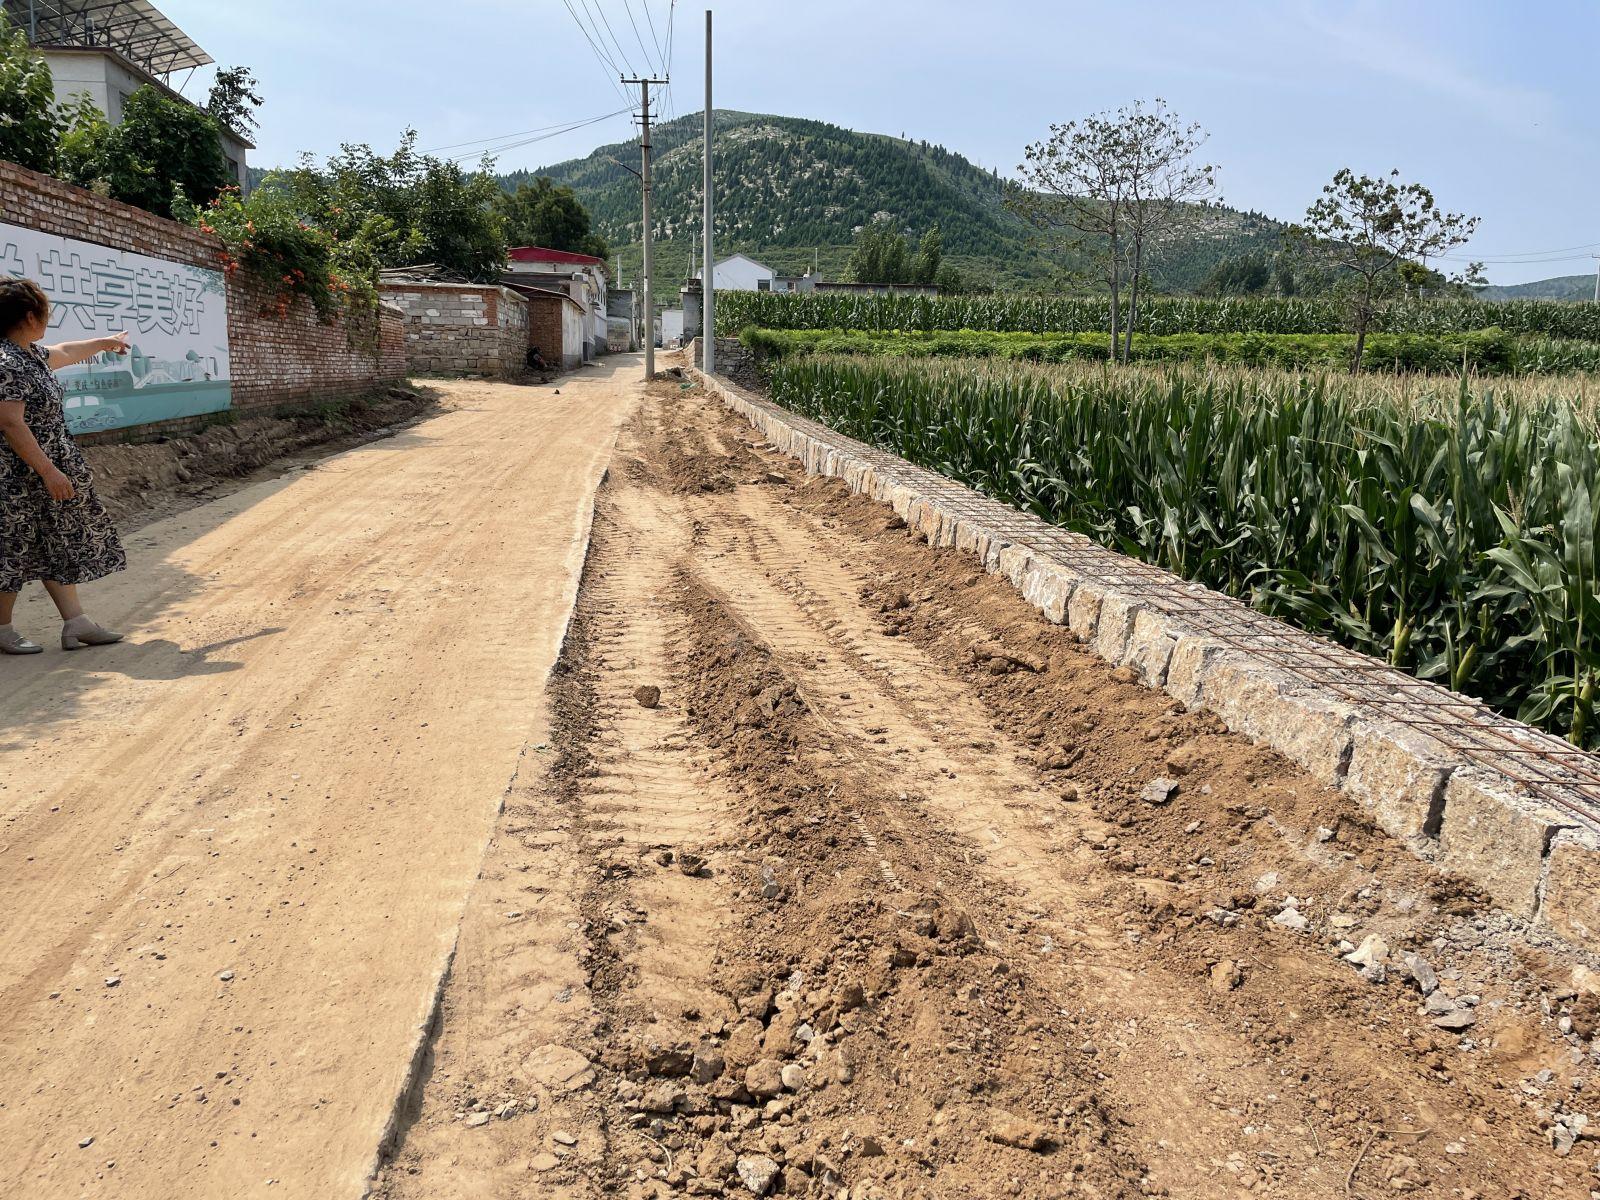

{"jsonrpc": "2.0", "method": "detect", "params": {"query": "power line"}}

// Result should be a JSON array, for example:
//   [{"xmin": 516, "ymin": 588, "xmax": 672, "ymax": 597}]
[
  {"xmin": 641, "ymin": 0, "xmax": 667, "ymax": 74},
  {"xmin": 423, "ymin": 105, "xmax": 634, "ymax": 155},
  {"xmin": 621, "ymin": 0, "xmax": 659, "ymax": 78},
  {"xmin": 441, "ymin": 109, "xmax": 634, "ymax": 164},
  {"xmin": 582, "ymin": 0, "xmax": 638, "ymax": 77},
  {"xmin": 560, "ymin": 0, "xmax": 634, "ymax": 105}
]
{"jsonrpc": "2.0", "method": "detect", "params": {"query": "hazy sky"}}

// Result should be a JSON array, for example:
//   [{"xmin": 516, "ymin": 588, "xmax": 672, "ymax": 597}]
[{"xmin": 156, "ymin": 0, "xmax": 1595, "ymax": 285}]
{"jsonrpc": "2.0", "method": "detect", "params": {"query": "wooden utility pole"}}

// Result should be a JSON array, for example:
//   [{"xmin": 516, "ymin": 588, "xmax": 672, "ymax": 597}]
[
  {"xmin": 702, "ymin": 9, "xmax": 715, "ymax": 374},
  {"xmin": 624, "ymin": 74, "xmax": 668, "ymax": 379}
]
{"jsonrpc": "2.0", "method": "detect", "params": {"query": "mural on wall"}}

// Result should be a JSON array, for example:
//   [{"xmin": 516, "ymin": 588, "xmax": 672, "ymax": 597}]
[{"xmin": 1, "ymin": 223, "xmax": 231, "ymax": 433}]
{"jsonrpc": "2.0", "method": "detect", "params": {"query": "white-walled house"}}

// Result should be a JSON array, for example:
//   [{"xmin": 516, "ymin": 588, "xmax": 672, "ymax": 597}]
[
  {"xmin": 694, "ymin": 253, "xmax": 808, "ymax": 294},
  {"xmin": 19, "ymin": 1, "xmax": 252, "ymax": 193}
]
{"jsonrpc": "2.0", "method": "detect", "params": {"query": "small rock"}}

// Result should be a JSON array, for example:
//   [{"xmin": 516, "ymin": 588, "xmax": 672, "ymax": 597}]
[
  {"xmin": 1271, "ymin": 906, "xmax": 1308, "ymax": 932},
  {"xmin": 218, "ymin": 970, "xmax": 235, "ymax": 982},
  {"xmin": 634, "ymin": 685, "xmax": 661, "ymax": 709},
  {"xmin": 780, "ymin": 1063, "xmax": 806, "ymax": 1091},
  {"xmin": 759, "ymin": 865, "xmax": 783, "ymax": 901},
  {"xmin": 736, "ymin": 1154, "xmax": 781, "ymax": 1195},
  {"xmin": 1402, "ymin": 953, "xmax": 1439, "ymax": 996},
  {"xmin": 1141, "ymin": 777, "xmax": 1179, "ymax": 806},
  {"xmin": 1433, "ymin": 1008, "xmax": 1477, "ymax": 1031},
  {"xmin": 745, "ymin": 1059, "xmax": 785, "ymax": 1099},
  {"xmin": 690, "ymin": 1046, "xmax": 725, "ymax": 1084},
  {"xmin": 1343, "ymin": 934, "xmax": 1390, "ymax": 975},
  {"xmin": 854, "ymin": 1135, "xmax": 887, "ymax": 1158},
  {"xmin": 989, "ymin": 1115, "xmax": 1053, "ymax": 1152},
  {"xmin": 552, "ymin": 1130, "xmax": 577, "ymax": 1146},
  {"xmin": 1425, "ymin": 991, "xmax": 1458, "ymax": 1015},
  {"xmin": 1316, "ymin": 825, "xmax": 1336, "ymax": 842},
  {"xmin": 678, "ymin": 849, "xmax": 707, "ymax": 877},
  {"xmin": 1210, "ymin": 960, "xmax": 1244, "ymax": 993},
  {"xmin": 464, "ymin": 1112, "xmax": 491, "ymax": 1128},
  {"xmin": 104, "ymin": 977, "xmax": 120, "ymax": 988},
  {"xmin": 78, "ymin": 1136, "xmax": 94, "ymax": 1149}
]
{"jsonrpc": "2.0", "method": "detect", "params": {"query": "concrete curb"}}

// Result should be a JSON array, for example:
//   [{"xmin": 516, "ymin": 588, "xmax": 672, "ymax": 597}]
[{"xmin": 692, "ymin": 367, "xmax": 1600, "ymax": 949}]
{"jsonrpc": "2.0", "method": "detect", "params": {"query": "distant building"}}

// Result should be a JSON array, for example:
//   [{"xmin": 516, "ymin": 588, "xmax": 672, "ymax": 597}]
[
  {"xmin": 694, "ymin": 254, "xmax": 938, "ymax": 298},
  {"xmin": 8, "ymin": 0, "xmax": 254, "ymax": 193},
  {"xmin": 504, "ymin": 246, "xmax": 611, "ymax": 361}
]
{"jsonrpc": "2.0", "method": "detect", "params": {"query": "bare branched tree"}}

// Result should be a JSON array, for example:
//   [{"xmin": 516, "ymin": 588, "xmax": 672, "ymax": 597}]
[
  {"xmin": 1117, "ymin": 101, "xmax": 1217, "ymax": 363},
  {"xmin": 1010, "ymin": 101, "xmax": 1216, "ymax": 362},
  {"xmin": 1009, "ymin": 114, "xmax": 1132, "ymax": 359},
  {"xmin": 1289, "ymin": 169, "xmax": 1480, "ymax": 372}
]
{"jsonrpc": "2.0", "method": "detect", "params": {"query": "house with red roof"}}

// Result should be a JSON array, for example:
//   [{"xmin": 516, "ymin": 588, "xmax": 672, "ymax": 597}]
[{"xmin": 505, "ymin": 247, "xmax": 611, "ymax": 362}]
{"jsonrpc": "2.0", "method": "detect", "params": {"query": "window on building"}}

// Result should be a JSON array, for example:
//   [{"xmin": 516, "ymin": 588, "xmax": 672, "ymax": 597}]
[{"xmin": 757, "ymin": 279, "xmax": 771, "ymax": 292}]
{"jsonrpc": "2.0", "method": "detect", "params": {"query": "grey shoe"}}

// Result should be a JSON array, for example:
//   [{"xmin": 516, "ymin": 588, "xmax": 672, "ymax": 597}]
[
  {"xmin": 61, "ymin": 616, "xmax": 123, "ymax": 651},
  {"xmin": 0, "ymin": 627, "xmax": 43, "ymax": 655}
]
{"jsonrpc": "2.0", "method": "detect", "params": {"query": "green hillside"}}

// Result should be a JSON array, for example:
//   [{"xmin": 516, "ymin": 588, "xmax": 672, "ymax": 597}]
[
  {"xmin": 506, "ymin": 110, "xmax": 1288, "ymax": 293},
  {"xmin": 1477, "ymin": 274, "xmax": 1596, "ymax": 302}
]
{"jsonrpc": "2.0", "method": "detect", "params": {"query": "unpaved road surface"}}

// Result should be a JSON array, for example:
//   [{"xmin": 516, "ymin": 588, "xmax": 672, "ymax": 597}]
[
  {"xmin": 376, "ymin": 374, "xmax": 1600, "ymax": 1200},
  {"xmin": 0, "ymin": 362, "xmax": 637, "ymax": 1198}
]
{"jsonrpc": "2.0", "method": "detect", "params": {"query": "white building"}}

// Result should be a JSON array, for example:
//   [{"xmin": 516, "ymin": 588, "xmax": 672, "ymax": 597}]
[
  {"xmin": 12, "ymin": 0, "xmax": 253, "ymax": 193},
  {"xmin": 505, "ymin": 246, "xmax": 611, "ymax": 361},
  {"xmin": 694, "ymin": 253, "xmax": 811, "ymax": 295}
]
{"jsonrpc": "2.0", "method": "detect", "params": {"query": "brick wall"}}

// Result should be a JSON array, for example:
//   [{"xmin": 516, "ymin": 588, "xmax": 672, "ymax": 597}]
[
  {"xmin": 524, "ymin": 291, "xmax": 584, "ymax": 370},
  {"xmin": 377, "ymin": 282, "xmax": 530, "ymax": 378},
  {"xmin": 0, "ymin": 159, "xmax": 407, "ymax": 439}
]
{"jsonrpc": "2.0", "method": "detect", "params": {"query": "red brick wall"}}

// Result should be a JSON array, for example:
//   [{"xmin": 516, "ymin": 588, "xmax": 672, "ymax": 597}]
[{"xmin": 0, "ymin": 159, "xmax": 406, "ymax": 436}]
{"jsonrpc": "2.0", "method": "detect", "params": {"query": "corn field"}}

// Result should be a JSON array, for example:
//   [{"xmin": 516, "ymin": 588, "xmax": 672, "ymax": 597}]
[
  {"xmin": 767, "ymin": 355, "xmax": 1600, "ymax": 746},
  {"xmin": 718, "ymin": 291, "xmax": 1600, "ymax": 342}
]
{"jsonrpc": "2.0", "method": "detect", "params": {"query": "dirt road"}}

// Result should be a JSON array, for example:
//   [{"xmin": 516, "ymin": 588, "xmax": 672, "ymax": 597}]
[
  {"xmin": 0, "ymin": 363, "xmax": 637, "ymax": 1198},
  {"xmin": 376, "ymin": 374, "xmax": 1600, "ymax": 1200},
  {"xmin": 6, "ymin": 361, "xmax": 1598, "ymax": 1200}
]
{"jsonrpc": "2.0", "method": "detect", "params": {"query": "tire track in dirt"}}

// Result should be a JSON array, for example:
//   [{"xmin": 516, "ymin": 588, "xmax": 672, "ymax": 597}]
[{"xmin": 377, "ymin": 378, "xmax": 1600, "ymax": 1200}]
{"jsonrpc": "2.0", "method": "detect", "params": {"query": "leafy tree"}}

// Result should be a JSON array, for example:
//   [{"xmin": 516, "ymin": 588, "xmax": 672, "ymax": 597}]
[
  {"xmin": 89, "ymin": 87, "xmax": 231, "ymax": 218},
  {"xmin": 1289, "ymin": 169, "xmax": 1480, "ymax": 372},
  {"xmin": 848, "ymin": 218, "xmax": 909, "ymax": 284},
  {"xmin": 496, "ymin": 177, "xmax": 608, "ymax": 258},
  {"xmin": 1201, "ymin": 252, "xmax": 1272, "ymax": 295},
  {"xmin": 914, "ymin": 225, "xmax": 942, "ymax": 286},
  {"xmin": 54, "ymin": 93, "xmax": 111, "ymax": 189},
  {"xmin": 206, "ymin": 66, "xmax": 264, "ymax": 138},
  {"xmin": 0, "ymin": 13, "xmax": 60, "ymax": 172},
  {"xmin": 264, "ymin": 132, "xmax": 506, "ymax": 281},
  {"xmin": 934, "ymin": 262, "xmax": 965, "ymax": 294}
]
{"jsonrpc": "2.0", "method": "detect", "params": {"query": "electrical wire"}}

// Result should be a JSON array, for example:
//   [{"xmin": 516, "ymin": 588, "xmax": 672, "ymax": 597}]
[
  {"xmin": 621, "ymin": 0, "xmax": 659, "ymax": 78},
  {"xmin": 441, "ymin": 109, "xmax": 634, "ymax": 164},
  {"xmin": 581, "ymin": 0, "xmax": 638, "ymax": 78},
  {"xmin": 423, "ymin": 105, "xmax": 634, "ymax": 155},
  {"xmin": 561, "ymin": 0, "xmax": 633, "ymax": 105},
  {"xmin": 641, "ymin": 0, "xmax": 667, "ymax": 75}
]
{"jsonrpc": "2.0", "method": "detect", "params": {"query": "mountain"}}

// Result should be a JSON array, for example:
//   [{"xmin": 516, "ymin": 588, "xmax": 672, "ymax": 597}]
[
  {"xmin": 506, "ymin": 110, "xmax": 1288, "ymax": 292},
  {"xmin": 1476, "ymin": 274, "xmax": 1596, "ymax": 302}
]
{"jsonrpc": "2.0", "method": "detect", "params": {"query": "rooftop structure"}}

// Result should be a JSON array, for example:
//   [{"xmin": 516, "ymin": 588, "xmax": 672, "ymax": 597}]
[{"xmin": 3, "ymin": 0, "xmax": 210, "ymax": 77}]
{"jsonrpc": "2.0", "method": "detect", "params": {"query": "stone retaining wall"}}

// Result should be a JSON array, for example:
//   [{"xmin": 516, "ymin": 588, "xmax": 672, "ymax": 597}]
[{"xmin": 694, "ymin": 367, "xmax": 1600, "ymax": 952}]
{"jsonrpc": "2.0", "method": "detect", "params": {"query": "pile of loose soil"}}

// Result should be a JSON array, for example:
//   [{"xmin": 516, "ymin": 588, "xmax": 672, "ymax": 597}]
[{"xmin": 85, "ymin": 385, "xmax": 437, "ymax": 524}]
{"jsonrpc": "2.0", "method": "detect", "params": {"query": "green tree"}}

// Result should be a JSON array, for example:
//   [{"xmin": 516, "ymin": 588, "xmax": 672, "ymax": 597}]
[
  {"xmin": 206, "ymin": 66, "xmax": 264, "ymax": 138},
  {"xmin": 496, "ymin": 177, "xmax": 609, "ymax": 258},
  {"xmin": 914, "ymin": 225, "xmax": 942, "ymax": 285},
  {"xmin": 263, "ymin": 132, "xmax": 506, "ymax": 281},
  {"xmin": 848, "ymin": 218, "xmax": 910, "ymax": 284},
  {"xmin": 1289, "ymin": 168, "xmax": 1480, "ymax": 372},
  {"xmin": 55, "ymin": 93, "xmax": 111, "ymax": 189},
  {"xmin": 97, "ymin": 87, "xmax": 231, "ymax": 218},
  {"xmin": 1201, "ymin": 253, "xmax": 1271, "ymax": 295},
  {"xmin": 0, "ymin": 13, "xmax": 60, "ymax": 172}
]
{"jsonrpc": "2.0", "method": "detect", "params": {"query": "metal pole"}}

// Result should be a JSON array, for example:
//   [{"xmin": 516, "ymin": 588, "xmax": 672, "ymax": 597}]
[
  {"xmin": 1593, "ymin": 255, "xmax": 1599, "ymax": 304},
  {"xmin": 702, "ymin": 9, "xmax": 715, "ymax": 374},
  {"xmin": 639, "ymin": 79, "xmax": 654, "ymax": 380}
]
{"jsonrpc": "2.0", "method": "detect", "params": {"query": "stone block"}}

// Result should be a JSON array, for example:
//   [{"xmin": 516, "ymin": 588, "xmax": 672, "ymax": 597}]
[
  {"xmin": 1200, "ymin": 656, "xmax": 1354, "ymax": 788},
  {"xmin": 889, "ymin": 485, "xmax": 919, "ymax": 519},
  {"xmin": 1542, "ymin": 826, "xmax": 1600, "ymax": 948},
  {"xmin": 1343, "ymin": 717, "xmax": 1454, "ymax": 842},
  {"xmin": 997, "ymin": 544, "xmax": 1034, "ymax": 589},
  {"xmin": 1094, "ymin": 593, "xmax": 1142, "ymax": 664},
  {"xmin": 1067, "ymin": 580, "xmax": 1106, "ymax": 643},
  {"xmin": 1020, "ymin": 561, "xmax": 1076, "ymax": 625},
  {"xmin": 1125, "ymin": 609, "xmax": 1180, "ymax": 687},
  {"xmin": 1164, "ymin": 633, "xmax": 1230, "ymax": 708},
  {"xmin": 1438, "ymin": 768, "xmax": 1568, "ymax": 918}
]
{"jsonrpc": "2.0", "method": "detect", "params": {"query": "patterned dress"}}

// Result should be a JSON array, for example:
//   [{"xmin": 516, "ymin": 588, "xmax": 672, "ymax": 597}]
[{"xmin": 0, "ymin": 339, "xmax": 126, "ymax": 592}]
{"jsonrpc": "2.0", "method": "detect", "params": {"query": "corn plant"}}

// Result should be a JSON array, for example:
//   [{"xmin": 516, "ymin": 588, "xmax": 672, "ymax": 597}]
[
  {"xmin": 767, "ymin": 355, "xmax": 1600, "ymax": 746},
  {"xmin": 718, "ymin": 291, "xmax": 1600, "ymax": 343}
]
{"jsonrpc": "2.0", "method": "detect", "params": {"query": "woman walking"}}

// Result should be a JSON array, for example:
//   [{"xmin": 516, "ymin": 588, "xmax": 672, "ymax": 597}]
[{"xmin": 0, "ymin": 278, "xmax": 129, "ymax": 654}]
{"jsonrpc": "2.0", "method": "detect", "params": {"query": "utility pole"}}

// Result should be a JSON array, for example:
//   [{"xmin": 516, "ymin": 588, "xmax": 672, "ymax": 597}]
[
  {"xmin": 624, "ymin": 74, "xmax": 668, "ymax": 379},
  {"xmin": 1592, "ymin": 255, "xmax": 1599, "ymax": 304},
  {"xmin": 702, "ymin": 9, "xmax": 715, "ymax": 375}
]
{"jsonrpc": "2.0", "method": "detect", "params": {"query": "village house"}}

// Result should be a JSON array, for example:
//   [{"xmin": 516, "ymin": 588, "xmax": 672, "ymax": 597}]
[
  {"xmin": 7, "ymin": 0, "xmax": 253, "ymax": 193},
  {"xmin": 503, "ymin": 246, "xmax": 610, "ymax": 362}
]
